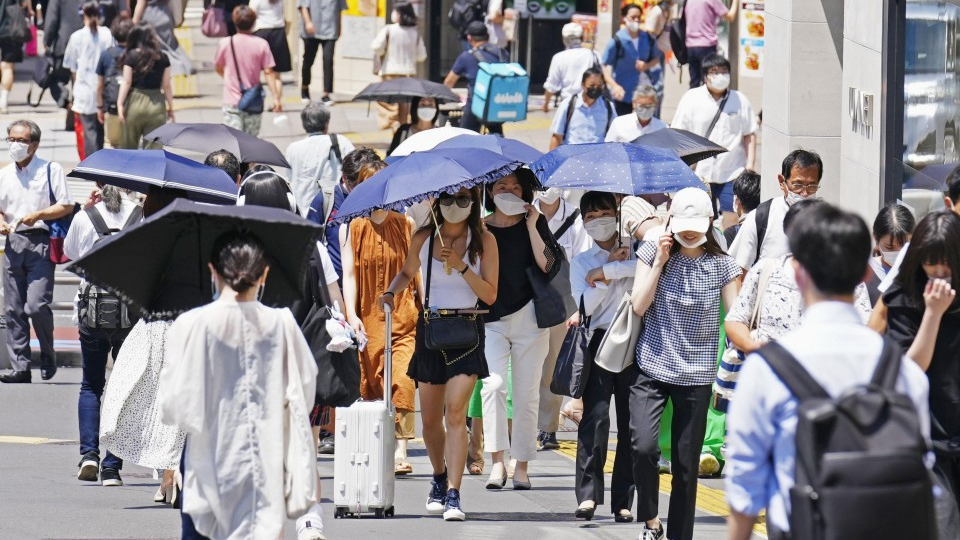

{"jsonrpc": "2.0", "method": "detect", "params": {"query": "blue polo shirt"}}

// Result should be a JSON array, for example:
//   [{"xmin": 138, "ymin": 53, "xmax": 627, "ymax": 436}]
[
  {"xmin": 550, "ymin": 93, "xmax": 616, "ymax": 144},
  {"xmin": 451, "ymin": 44, "xmax": 508, "ymax": 110},
  {"xmin": 602, "ymin": 28, "xmax": 661, "ymax": 104}
]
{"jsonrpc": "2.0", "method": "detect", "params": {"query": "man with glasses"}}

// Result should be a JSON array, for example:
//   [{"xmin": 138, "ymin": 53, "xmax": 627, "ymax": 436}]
[
  {"xmin": 549, "ymin": 67, "xmax": 617, "ymax": 149},
  {"xmin": 671, "ymin": 53, "xmax": 757, "ymax": 230},
  {"xmin": 0, "ymin": 120, "xmax": 75, "ymax": 383},
  {"xmin": 727, "ymin": 149, "xmax": 824, "ymax": 272}
]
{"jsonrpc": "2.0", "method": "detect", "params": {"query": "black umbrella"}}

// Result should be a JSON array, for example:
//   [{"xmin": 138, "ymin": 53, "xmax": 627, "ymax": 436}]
[
  {"xmin": 353, "ymin": 77, "xmax": 461, "ymax": 104},
  {"xmin": 67, "ymin": 199, "xmax": 321, "ymax": 318},
  {"xmin": 632, "ymin": 128, "xmax": 728, "ymax": 165},
  {"xmin": 144, "ymin": 123, "xmax": 291, "ymax": 168}
]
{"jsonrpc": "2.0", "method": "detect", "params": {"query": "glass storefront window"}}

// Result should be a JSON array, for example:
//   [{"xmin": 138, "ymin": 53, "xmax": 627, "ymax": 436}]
[{"xmin": 900, "ymin": 0, "xmax": 960, "ymax": 217}]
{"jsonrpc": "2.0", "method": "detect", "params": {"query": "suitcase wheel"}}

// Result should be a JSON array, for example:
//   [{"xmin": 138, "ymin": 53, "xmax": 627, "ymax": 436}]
[
  {"xmin": 374, "ymin": 508, "xmax": 384, "ymax": 519},
  {"xmin": 385, "ymin": 506, "xmax": 395, "ymax": 518},
  {"xmin": 334, "ymin": 507, "xmax": 345, "ymax": 519}
]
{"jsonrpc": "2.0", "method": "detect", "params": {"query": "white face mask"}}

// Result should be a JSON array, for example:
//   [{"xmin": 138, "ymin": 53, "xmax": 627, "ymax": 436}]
[
  {"xmin": 416, "ymin": 108, "xmax": 436, "ymax": 123},
  {"xmin": 493, "ymin": 193, "xmax": 528, "ymax": 216},
  {"xmin": 784, "ymin": 190, "xmax": 813, "ymax": 206},
  {"xmin": 673, "ymin": 232, "xmax": 707, "ymax": 249},
  {"xmin": 708, "ymin": 73, "xmax": 731, "ymax": 92},
  {"xmin": 635, "ymin": 105, "xmax": 655, "ymax": 121},
  {"xmin": 584, "ymin": 217, "xmax": 618, "ymax": 242},
  {"xmin": 440, "ymin": 202, "xmax": 472, "ymax": 223},
  {"xmin": 8, "ymin": 141, "xmax": 29, "ymax": 163},
  {"xmin": 625, "ymin": 21, "xmax": 640, "ymax": 33},
  {"xmin": 538, "ymin": 187, "xmax": 562, "ymax": 205},
  {"xmin": 880, "ymin": 249, "xmax": 900, "ymax": 267}
]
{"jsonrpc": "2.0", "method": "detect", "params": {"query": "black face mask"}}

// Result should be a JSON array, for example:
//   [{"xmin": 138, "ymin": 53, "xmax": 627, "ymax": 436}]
[{"xmin": 585, "ymin": 87, "xmax": 604, "ymax": 100}]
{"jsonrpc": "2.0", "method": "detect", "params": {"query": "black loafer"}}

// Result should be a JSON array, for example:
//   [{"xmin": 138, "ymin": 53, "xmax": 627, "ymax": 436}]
[
  {"xmin": 41, "ymin": 363, "xmax": 57, "ymax": 381},
  {"xmin": 614, "ymin": 510, "xmax": 635, "ymax": 523},
  {"xmin": 0, "ymin": 369, "xmax": 31, "ymax": 383},
  {"xmin": 575, "ymin": 504, "xmax": 595, "ymax": 521}
]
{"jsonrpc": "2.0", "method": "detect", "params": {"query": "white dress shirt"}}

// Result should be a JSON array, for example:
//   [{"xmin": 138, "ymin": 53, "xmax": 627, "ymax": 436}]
[
  {"xmin": 0, "ymin": 157, "xmax": 72, "ymax": 231},
  {"xmin": 569, "ymin": 240, "xmax": 636, "ymax": 329},
  {"xmin": 63, "ymin": 26, "xmax": 115, "ymax": 115},
  {"xmin": 670, "ymin": 86, "xmax": 756, "ymax": 184},
  {"xmin": 63, "ymin": 198, "xmax": 140, "ymax": 261},
  {"xmin": 284, "ymin": 133, "xmax": 356, "ymax": 212},
  {"xmin": 543, "ymin": 47, "xmax": 602, "ymax": 101},
  {"xmin": 535, "ymin": 198, "xmax": 591, "ymax": 262},
  {"xmin": 371, "ymin": 24, "xmax": 427, "ymax": 76},
  {"xmin": 160, "ymin": 301, "xmax": 318, "ymax": 540},
  {"xmin": 725, "ymin": 301, "xmax": 931, "ymax": 533},
  {"xmin": 605, "ymin": 113, "xmax": 667, "ymax": 142},
  {"xmin": 727, "ymin": 196, "xmax": 790, "ymax": 270}
]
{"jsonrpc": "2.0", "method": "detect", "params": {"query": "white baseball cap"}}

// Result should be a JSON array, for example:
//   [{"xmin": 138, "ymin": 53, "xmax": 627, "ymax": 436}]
[
  {"xmin": 562, "ymin": 22, "xmax": 584, "ymax": 39},
  {"xmin": 669, "ymin": 188, "xmax": 712, "ymax": 233}
]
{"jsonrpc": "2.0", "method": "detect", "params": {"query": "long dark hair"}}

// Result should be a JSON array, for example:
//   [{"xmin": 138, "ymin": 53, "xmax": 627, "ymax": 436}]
[
  {"xmin": 240, "ymin": 169, "xmax": 296, "ymax": 213},
  {"xmin": 429, "ymin": 186, "xmax": 484, "ymax": 265},
  {"xmin": 121, "ymin": 22, "xmax": 162, "ymax": 78},
  {"xmin": 395, "ymin": 2, "xmax": 417, "ymax": 26},
  {"xmin": 895, "ymin": 211, "xmax": 960, "ymax": 308}
]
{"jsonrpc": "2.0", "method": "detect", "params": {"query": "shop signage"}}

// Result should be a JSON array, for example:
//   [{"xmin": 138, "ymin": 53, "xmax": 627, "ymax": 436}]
[
  {"xmin": 848, "ymin": 87, "xmax": 874, "ymax": 137},
  {"xmin": 739, "ymin": 1, "xmax": 764, "ymax": 77}
]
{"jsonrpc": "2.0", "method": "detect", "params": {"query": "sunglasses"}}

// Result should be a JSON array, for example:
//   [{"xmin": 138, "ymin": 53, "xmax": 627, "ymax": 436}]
[{"xmin": 439, "ymin": 195, "xmax": 472, "ymax": 208}]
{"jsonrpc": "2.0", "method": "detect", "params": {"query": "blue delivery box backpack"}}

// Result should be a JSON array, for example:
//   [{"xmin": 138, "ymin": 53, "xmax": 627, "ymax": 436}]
[{"xmin": 472, "ymin": 62, "xmax": 530, "ymax": 123}]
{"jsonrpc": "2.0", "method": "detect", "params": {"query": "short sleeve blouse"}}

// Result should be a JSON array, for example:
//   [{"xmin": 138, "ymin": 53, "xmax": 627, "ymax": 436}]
[
  {"xmin": 634, "ymin": 241, "xmax": 742, "ymax": 385},
  {"xmin": 124, "ymin": 49, "xmax": 170, "ymax": 89}
]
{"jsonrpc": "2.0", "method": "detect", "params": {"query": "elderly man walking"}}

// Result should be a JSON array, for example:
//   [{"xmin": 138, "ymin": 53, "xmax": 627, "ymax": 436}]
[
  {"xmin": 285, "ymin": 101, "xmax": 356, "ymax": 215},
  {"xmin": 0, "ymin": 120, "xmax": 75, "ymax": 383}
]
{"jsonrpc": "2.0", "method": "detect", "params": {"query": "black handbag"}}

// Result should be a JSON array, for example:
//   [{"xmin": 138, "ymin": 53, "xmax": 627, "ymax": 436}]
[
  {"xmin": 550, "ymin": 296, "xmax": 592, "ymax": 399},
  {"xmin": 229, "ymin": 36, "xmax": 265, "ymax": 114},
  {"xmin": 422, "ymin": 233, "xmax": 482, "ymax": 364},
  {"xmin": 300, "ymin": 247, "xmax": 361, "ymax": 407},
  {"xmin": 526, "ymin": 215, "xmax": 577, "ymax": 329}
]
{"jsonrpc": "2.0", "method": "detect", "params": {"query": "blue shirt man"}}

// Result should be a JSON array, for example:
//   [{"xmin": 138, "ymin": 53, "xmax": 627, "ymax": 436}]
[
  {"xmin": 549, "ymin": 68, "xmax": 616, "ymax": 148},
  {"xmin": 602, "ymin": 3, "xmax": 661, "ymax": 116},
  {"xmin": 445, "ymin": 20, "xmax": 507, "ymax": 135}
]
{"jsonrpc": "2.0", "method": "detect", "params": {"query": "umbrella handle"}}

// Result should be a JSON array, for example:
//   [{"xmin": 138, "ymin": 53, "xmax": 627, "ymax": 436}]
[{"xmin": 427, "ymin": 203, "xmax": 453, "ymax": 275}]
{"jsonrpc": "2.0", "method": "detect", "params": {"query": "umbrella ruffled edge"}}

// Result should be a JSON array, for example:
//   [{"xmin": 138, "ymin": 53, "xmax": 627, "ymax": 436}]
[{"xmin": 328, "ymin": 160, "xmax": 523, "ymax": 226}]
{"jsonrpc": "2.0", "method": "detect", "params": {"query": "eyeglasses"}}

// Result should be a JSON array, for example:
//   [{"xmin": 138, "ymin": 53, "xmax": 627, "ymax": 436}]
[
  {"xmin": 439, "ymin": 195, "xmax": 472, "ymax": 208},
  {"xmin": 786, "ymin": 182, "xmax": 820, "ymax": 194},
  {"xmin": 6, "ymin": 137, "xmax": 31, "ymax": 144}
]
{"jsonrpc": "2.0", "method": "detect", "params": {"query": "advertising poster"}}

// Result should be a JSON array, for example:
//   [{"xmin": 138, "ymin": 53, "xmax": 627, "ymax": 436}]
[
  {"xmin": 739, "ymin": 1, "xmax": 764, "ymax": 77},
  {"xmin": 341, "ymin": 0, "xmax": 385, "ymax": 60},
  {"xmin": 572, "ymin": 13, "xmax": 598, "ymax": 48}
]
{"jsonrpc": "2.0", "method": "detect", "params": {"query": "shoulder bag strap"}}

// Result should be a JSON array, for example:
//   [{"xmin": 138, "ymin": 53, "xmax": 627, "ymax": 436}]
[
  {"xmin": 45, "ymin": 163, "xmax": 54, "ymax": 204},
  {"xmin": 748, "ymin": 257, "xmax": 777, "ymax": 330},
  {"xmin": 758, "ymin": 341, "xmax": 831, "ymax": 400},
  {"xmin": 423, "ymin": 231, "xmax": 434, "ymax": 309},
  {"xmin": 704, "ymin": 90, "xmax": 730, "ymax": 140},
  {"xmin": 554, "ymin": 208, "xmax": 580, "ymax": 240},
  {"xmin": 312, "ymin": 244, "xmax": 333, "ymax": 307},
  {"xmin": 753, "ymin": 199, "xmax": 773, "ymax": 266},
  {"xmin": 870, "ymin": 338, "xmax": 903, "ymax": 390},
  {"xmin": 561, "ymin": 94, "xmax": 577, "ymax": 140},
  {"xmin": 84, "ymin": 206, "xmax": 111, "ymax": 237},
  {"xmin": 328, "ymin": 133, "xmax": 342, "ymax": 163},
  {"xmin": 228, "ymin": 36, "xmax": 248, "ymax": 90},
  {"xmin": 122, "ymin": 205, "xmax": 143, "ymax": 229}
]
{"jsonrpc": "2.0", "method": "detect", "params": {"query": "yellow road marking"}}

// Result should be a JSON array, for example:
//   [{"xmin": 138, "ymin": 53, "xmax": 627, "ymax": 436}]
[
  {"xmin": 0, "ymin": 435, "xmax": 73, "ymax": 445},
  {"xmin": 555, "ymin": 440, "xmax": 767, "ymax": 536}
]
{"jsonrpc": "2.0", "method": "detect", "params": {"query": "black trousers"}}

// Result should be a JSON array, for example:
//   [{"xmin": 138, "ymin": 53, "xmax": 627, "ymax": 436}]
[
  {"xmin": 576, "ymin": 328, "xmax": 639, "ymax": 513},
  {"xmin": 302, "ymin": 38, "xmax": 337, "ymax": 94},
  {"xmin": 629, "ymin": 367, "xmax": 712, "ymax": 540},
  {"xmin": 458, "ymin": 105, "xmax": 504, "ymax": 135},
  {"xmin": 613, "ymin": 100, "xmax": 633, "ymax": 116}
]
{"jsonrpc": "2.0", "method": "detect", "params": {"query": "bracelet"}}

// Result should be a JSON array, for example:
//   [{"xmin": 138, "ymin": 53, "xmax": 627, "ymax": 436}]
[
  {"xmin": 383, "ymin": 291, "xmax": 395, "ymax": 297},
  {"xmin": 458, "ymin": 266, "xmax": 469, "ymax": 276}
]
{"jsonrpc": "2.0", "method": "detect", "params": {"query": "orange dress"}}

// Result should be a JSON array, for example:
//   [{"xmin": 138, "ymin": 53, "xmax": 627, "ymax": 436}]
[{"xmin": 350, "ymin": 213, "xmax": 419, "ymax": 412}]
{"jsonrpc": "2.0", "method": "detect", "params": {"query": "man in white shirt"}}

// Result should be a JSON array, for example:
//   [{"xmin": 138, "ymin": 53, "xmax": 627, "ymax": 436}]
[
  {"xmin": 671, "ymin": 53, "xmax": 756, "ymax": 229},
  {"xmin": 542, "ymin": 23, "xmax": 600, "ymax": 112},
  {"xmin": 549, "ymin": 68, "xmax": 617, "ymax": 149},
  {"xmin": 0, "ymin": 120, "xmax": 75, "ymax": 384},
  {"xmin": 534, "ymin": 187, "xmax": 591, "ymax": 451},
  {"xmin": 64, "ymin": 1, "xmax": 116, "ymax": 157},
  {"xmin": 605, "ymin": 84, "xmax": 667, "ymax": 143},
  {"xmin": 285, "ymin": 101, "xmax": 356, "ymax": 215},
  {"xmin": 728, "ymin": 149, "xmax": 823, "ymax": 271},
  {"xmin": 725, "ymin": 203, "xmax": 931, "ymax": 540}
]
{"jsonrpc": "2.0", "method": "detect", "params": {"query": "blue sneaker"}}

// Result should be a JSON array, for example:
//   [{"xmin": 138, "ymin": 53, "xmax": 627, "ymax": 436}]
[
  {"xmin": 443, "ymin": 488, "xmax": 465, "ymax": 521},
  {"xmin": 426, "ymin": 472, "xmax": 447, "ymax": 514}
]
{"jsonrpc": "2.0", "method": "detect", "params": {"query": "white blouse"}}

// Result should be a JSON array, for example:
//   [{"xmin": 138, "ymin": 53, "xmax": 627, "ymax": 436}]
[
  {"xmin": 371, "ymin": 24, "xmax": 427, "ymax": 76},
  {"xmin": 159, "ymin": 300, "xmax": 318, "ymax": 540},
  {"xmin": 419, "ymin": 230, "xmax": 481, "ymax": 309}
]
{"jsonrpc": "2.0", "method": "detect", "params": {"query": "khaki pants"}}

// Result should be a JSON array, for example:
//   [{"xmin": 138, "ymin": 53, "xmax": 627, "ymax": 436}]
[
  {"xmin": 104, "ymin": 113, "xmax": 121, "ymax": 149},
  {"xmin": 537, "ymin": 323, "xmax": 568, "ymax": 432},
  {"xmin": 396, "ymin": 409, "xmax": 415, "ymax": 439},
  {"xmin": 119, "ymin": 89, "xmax": 166, "ymax": 149}
]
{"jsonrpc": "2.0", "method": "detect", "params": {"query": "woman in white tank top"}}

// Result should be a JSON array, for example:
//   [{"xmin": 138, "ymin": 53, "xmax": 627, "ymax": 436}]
[{"xmin": 380, "ymin": 186, "xmax": 498, "ymax": 522}]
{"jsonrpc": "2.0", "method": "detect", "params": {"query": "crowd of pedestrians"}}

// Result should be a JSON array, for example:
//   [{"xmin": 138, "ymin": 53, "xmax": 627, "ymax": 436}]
[{"xmin": 0, "ymin": 4, "xmax": 958, "ymax": 540}]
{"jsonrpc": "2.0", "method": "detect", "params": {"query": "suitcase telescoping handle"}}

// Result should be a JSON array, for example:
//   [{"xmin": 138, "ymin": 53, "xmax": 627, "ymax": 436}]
[{"xmin": 383, "ymin": 303, "xmax": 393, "ymax": 413}]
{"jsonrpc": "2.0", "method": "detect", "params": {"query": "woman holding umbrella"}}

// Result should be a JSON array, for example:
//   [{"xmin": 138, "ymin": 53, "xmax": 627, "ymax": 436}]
[
  {"xmin": 387, "ymin": 96, "xmax": 440, "ymax": 155},
  {"xmin": 340, "ymin": 161, "xmax": 421, "ymax": 475},
  {"xmin": 371, "ymin": 1, "xmax": 427, "ymax": 130},
  {"xmin": 380, "ymin": 186, "xmax": 498, "ymax": 521}
]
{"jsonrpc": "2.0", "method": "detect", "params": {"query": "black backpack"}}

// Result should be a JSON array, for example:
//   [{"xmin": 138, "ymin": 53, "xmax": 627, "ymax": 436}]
[
  {"xmin": 758, "ymin": 339, "xmax": 936, "ymax": 540},
  {"xmin": 77, "ymin": 205, "xmax": 143, "ymax": 330},
  {"xmin": 448, "ymin": 0, "xmax": 486, "ymax": 37},
  {"xmin": 669, "ymin": 1, "xmax": 688, "ymax": 66},
  {"xmin": 100, "ymin": 47, "xmax": 124, "ymax": 115}
]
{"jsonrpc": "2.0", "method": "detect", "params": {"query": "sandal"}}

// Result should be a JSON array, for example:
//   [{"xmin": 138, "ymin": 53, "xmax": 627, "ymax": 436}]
[
  {"xmin": 467, "ymin": 461, "xmax": 484, "ymax": 475},
  {"xmin": 394, "ymin": 461, "xmax": 413, "ymax": 475}
]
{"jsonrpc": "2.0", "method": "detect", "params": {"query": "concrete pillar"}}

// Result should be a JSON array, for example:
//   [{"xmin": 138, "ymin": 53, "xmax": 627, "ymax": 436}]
[{"xmin": 760, "ymin": 0, "xmax": 844, "ymax": 202}]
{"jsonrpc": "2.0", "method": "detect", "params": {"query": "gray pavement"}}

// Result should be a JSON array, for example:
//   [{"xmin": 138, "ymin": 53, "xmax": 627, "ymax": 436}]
[{"xmin": 0, "ymin": 368, "xmax": 750, "ymax": 540}]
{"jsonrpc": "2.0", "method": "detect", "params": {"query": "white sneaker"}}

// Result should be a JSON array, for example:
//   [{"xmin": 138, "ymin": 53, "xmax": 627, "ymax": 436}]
[
  {"xmin": 698, "ymin": 453, "xmax": 720, "ymax": 477},
  {"xmin": 296, "ymin": 516, "xmax": 326, "ymax": 540},
  {"xmin": 639, "ymin": 524, "xmax": 664, "ymax": 540}
]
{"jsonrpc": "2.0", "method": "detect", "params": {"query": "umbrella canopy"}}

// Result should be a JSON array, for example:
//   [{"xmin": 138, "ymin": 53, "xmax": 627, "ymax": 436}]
[
  {"xmin": 432, "ymin": 134, "xmax": 544, "ymax": 164},
  {"xmin": 353, "ymin": 77, "xmax": 461, "ymax": 104},
  {"xmin": 70, "ymin": 149, "xmax": 239, "ymax": 204},
  {"xmin": 67, "ymin": 199, "xmax": 322, "ymax": 318},
  {"xmin": 531, "ymin": 142, "xmax": 706, "ymax": 196},
  {"xmin": 632, "ymin": 128, "xmax": 727, "ymax": 165},
  {"xmin": 331, "ymin": 148, "xmax": 522, "ymax": 225},
  {"xmin": 144, "ymin": 123, "xmax": 290, "ymax": 168},
  {"xmin": 389, "ymin": 126, "xmax": 478, "ymax": 157}
]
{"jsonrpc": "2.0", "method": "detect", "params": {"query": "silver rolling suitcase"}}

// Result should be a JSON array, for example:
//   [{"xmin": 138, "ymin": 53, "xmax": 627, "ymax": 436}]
[{"xmin": 332, "ymin": 304, "xmax": 396, "ymax": 519}]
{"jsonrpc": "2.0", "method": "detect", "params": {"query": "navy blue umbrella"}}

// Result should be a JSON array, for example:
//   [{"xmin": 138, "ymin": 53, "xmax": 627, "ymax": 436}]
[
  {"xmin": 69, "ymin": 149, "xmax": 239, "ymax": 204},
  {"xmin": 531, "ymin": 142, "xmax": 706, "ymax": 195},
  {"xmin": 432, "ymin": 134, "xmax": 544, "ymax": 164},
  {"xmin": 331, "ymin": 148, "xmax": 522, "ymax": 225}
]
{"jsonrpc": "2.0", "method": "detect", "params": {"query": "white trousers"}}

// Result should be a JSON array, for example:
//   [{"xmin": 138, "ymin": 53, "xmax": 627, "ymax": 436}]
[
  {"xmin": 481, "ymin": 300, "xmax": 550, "ymax": 462},
  {"xmin": 537, "ymin": 323, "xmax": 568, "ymax": 432}
]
